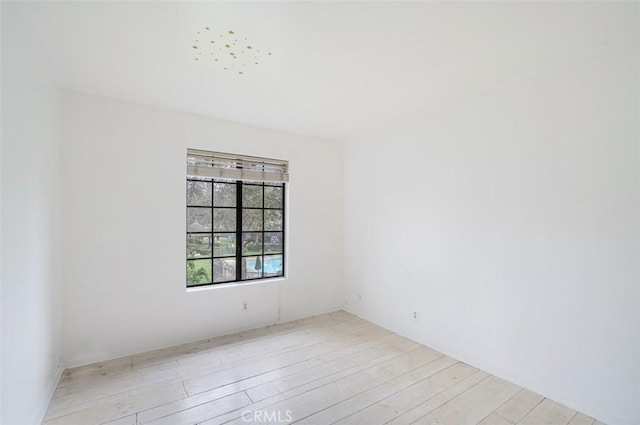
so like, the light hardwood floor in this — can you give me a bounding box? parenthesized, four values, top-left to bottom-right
(43, 311, 605, 425)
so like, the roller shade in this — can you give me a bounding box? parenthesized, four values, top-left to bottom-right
(187, 149, 289, 183)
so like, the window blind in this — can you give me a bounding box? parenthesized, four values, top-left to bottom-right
(186, 149, 289, 183)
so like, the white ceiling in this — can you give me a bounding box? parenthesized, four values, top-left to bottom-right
(7, 1, 639, 141)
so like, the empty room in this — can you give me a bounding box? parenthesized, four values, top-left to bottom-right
(1, 1, 638, 425)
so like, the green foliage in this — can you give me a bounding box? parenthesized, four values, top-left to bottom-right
(187, 181, 212, 206)
(187, 180, 286, 284)
(264, 186, 283, 208)
(213, 209, 236, 231)
(214, 183, 236, 207)
(187, 259, 211, 285)
(265, 210, 283, 231)
(214, 235, 236, 256)
(243, 184, 263, 207)
(187, 234, 212, 258)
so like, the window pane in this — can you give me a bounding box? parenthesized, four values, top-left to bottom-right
(264, 255, 283, 277)
(242, 232, 262, 255)
(264, 186, 283, 208)
(186, 175, 284, 286)
(242, 209, 263, 231)
(187, 208, 212, 232)
(187, 181, 212, 206)
(213, 258, 236, 282)
(213, 233, 236, 257)
(214, 183, 236, 207)
(264, 210, 283, 231)
(213, 208, 236, 232)
(243, 184, 263, 208)
(264, 232, 283, 254)
(187, 234, 211, 258)
(242, 256, 263, 280)
(187, 259, 211, 286)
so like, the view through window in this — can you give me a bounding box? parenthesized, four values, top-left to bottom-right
(186, 150, 287, 287)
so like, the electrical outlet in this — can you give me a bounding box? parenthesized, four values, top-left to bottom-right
(243, 301, 248, 311)
(412, 310, 420, 321)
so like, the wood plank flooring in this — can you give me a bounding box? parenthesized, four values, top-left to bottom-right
(43, 311, 603, 425)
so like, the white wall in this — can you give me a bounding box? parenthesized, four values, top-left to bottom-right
(60, 92, 343, 367)
(343, 44, 639, 425)
(1, 6, 63, 425)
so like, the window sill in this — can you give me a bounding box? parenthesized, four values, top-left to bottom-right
(186, 276, 287, 293)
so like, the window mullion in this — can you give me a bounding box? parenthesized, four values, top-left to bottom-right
(214, 180, 216, 284)
(236, 180, 243, 281)
(282, 183, 286, 277)
(261, 183, 265, 278)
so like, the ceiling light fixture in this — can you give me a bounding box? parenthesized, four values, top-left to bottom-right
(192, 27, 272, 75)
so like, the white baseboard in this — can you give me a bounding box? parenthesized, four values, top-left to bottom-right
(342, 306, 636, 425)
(33, 360, 64, 425)
(64, 306, 345, 369)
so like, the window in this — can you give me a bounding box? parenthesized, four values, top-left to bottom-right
(186, 149, 287, 287)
